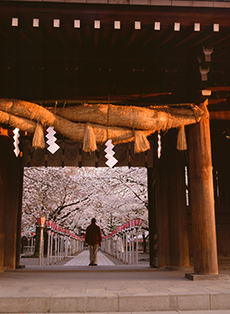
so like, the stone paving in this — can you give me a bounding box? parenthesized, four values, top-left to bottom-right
(1, 251, 230, 313)
(63, 250, 115, 266)
(3, 311, 230, 314)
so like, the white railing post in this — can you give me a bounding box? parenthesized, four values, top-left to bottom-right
(46, 230, 51, 266)
(136, 227, 139, 265)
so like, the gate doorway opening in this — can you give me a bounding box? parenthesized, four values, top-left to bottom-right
(20, 166, 149, 268)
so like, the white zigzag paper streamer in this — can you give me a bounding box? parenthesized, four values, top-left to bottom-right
(13, 128, 20, 157)
(105, 139, 118, 168)
(157, 132, 161, 159)
(46, 126, 60, 154)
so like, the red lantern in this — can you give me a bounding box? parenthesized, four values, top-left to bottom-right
(46, 220, 53, 229)
(52, 223, 55, 230)
(136, 219, 142, 227)
(37, 216, 46, 228)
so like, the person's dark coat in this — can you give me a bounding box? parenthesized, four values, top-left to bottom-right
(85, 223, 102, 245)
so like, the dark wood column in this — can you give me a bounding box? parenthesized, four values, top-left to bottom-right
(147, 136, 159, 267)
(0, 135, 7, 269)
(148, 130, 190, 268)
(167, 132, 190, 268)
(147, 167, 157, 267)
(188, 104, 218, 275)
(0, 134, 22, 270)
(151, 130, 190, 269)
(148, 134, 170, 268)
(16, 166, 24, 268)
(155, 156, 170, 268)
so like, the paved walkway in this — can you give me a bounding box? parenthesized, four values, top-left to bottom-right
(1, 252, 230, 313)
(63, 250, 115, 266)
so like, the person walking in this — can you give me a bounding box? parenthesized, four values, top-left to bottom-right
(85, 218, 102, 266)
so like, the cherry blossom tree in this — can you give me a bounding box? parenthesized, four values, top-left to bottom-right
(22, 166, 148, 237)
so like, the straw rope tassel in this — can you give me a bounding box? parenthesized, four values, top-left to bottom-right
(134, 130, 150, 153)
(83, 123, 97, 152)
(176, 125, 187, 151)
(32, 123, 46, 149)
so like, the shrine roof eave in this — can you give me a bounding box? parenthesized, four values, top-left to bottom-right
(3, 0, 230, 9)
(0, 1, 230, 108)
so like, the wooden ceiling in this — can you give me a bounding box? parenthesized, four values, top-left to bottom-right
(0, 1, 230, 108)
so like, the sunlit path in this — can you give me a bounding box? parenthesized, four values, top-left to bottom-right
(63, 250, 115, 266)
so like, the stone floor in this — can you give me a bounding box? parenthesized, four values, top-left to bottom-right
(1, 251, 230, 313)
(63, 251, 115, 266)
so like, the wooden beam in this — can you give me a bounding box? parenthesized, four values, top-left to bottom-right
(207, 99, 227, 106)
(207, 86, 230, 92)
(35, 92, 172, 105)
(210, 111, 230, 120)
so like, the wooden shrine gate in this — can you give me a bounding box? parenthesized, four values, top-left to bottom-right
(1, 0, 230, 278)
(2, 108, 229, 278)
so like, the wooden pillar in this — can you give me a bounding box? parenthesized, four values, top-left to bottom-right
(188, 104, 218, 275)
(148, 134, 170, 268)
(147, 135, 170, 268)
(167, 134, 190, 268)
(0, 134, 22, 270)
(147, 167, 154, 266)
(147, 167, 158, 267)
(0, 136, 6, 269)
(151, 130, 190, 269)
(16, 166, 24, 268)
(155, 156, 170, 268)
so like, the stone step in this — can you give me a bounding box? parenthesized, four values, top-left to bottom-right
(1, 294, 230, 313)
(1, 252, 230, 314)
(7, 311, 230, 314)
